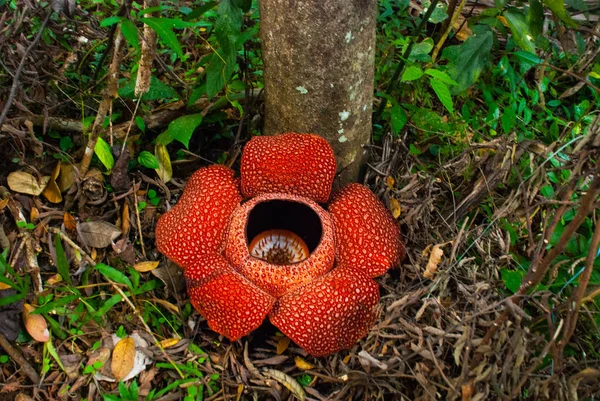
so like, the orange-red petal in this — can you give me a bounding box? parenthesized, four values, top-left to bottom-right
(224, 193, 335, 297)
(240, 133, 337, 203)
(155, 165, 241, 269)
(269, 266, 379, 356)
(328, 183, 405, 277)
(186, 254, 275, 341)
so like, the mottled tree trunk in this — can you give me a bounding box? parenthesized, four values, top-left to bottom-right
(259, 0, 377, 186)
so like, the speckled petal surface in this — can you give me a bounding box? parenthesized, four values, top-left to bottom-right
(155, 165, 241, 269)
(185, 254, 275, 341)
(225, 193, 335, 297)
(240, 133, 337, 203)
(328, 183, 405, 277)
(269, 266, 380, 356)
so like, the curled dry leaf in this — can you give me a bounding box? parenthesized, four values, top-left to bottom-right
(160, 338, 180, 349)
(7, 171, 50, 196)
(263, 369, 306, 401)
(23, 304, 50, 342)
(78, 221, 121, 248)
(424, 244, 444, 279)
(111, 337, 136, 381)
(57, 163, 74, 193)
(121, 203, 130, 236)
(133, 260, 159, 272)
(63, 212, 77, 232)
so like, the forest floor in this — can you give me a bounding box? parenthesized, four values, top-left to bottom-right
(1, 1, 600, 401)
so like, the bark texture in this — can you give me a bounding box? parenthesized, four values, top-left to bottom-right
(259, 0, 377, 186)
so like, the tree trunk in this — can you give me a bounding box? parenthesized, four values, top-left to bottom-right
(259, 0, 377, 186)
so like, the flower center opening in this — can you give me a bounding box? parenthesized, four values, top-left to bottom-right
(246, 200, 323, 265)
(249, 229, 309, 265)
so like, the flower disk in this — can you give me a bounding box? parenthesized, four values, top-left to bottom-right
(155, 165, 241, 269)
(269, 266, 380, 356)
(328, 183, 405, 277)
(240, 133, 337, 203)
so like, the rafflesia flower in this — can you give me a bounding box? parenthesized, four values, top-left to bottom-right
(155, 133, 405, 356)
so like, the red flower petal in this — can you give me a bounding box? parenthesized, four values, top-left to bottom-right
(328, 183, 405, 277)
(240, 133, 337, 203)
(155, 165, 241, 269)
(269, 266, 379, 356)
(186, 254, 275, 341)
(225, 193, 335, 297)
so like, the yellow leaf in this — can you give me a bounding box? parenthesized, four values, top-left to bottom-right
(30, 207, 39, 222)
(390, 198, 401, 219)
(64, 212, 77, 232)
(343, 355, 351, 364)
(111, 337, 136, 381)
(276, 336, 290, 355)
(0, 281, 12, 290)
(386, 176, 395, 188)
(43, 179, 63, 203)
(23, 304, 50, 342)
(0, 198, 9, 211)
(7, 171, 50, 196)
(160, 338, 180, 348)
(47, 274, 63, 285)
(263, 369, 306, 401)
(497, 15, 509, 27)
(294, 356, 314, 370)
(133, 261, 160, 272)
(154, 144, 172, 183)
(424, 244, 444, 279)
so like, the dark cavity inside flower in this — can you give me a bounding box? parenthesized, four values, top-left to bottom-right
(155, 133, 405, 356)
(246, 200, 322, 265)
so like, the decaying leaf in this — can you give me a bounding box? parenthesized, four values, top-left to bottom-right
(424, 244, 444, 279)
(154, 144, 172, 183)
(121, 203, 130, 236)
(7, 171, 50, 196)
(111, 337, 136, 381)
(78, 221, 121, 248)
(276, 336, 290, 355)
(160, 338, 180, 348)
(263, 369, 306, 401)
(23, 304, 50, 342)
(294, 356, 314, 370)
(57, 163, 75, 193)
(43, 180, 62, 203)
(64, 212, 76, 231)
(150, 298, 179, 313)
(390, 197, 401, 219)
(133, 260, 159, 272)
(386, 176, 395, 188)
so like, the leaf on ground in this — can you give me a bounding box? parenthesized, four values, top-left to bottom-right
(57, 163, 74, 192)
(294, 357, 314, 370)
(63, 212, 76, 232)
(7, 171, 50, 196)
(390, 198, 401, 219)
(78, 221, 121, 249)
(94, 137, 115, 171)
(276, 336, 290, 355)
(424, 244, 444, 279)
(23, 303, 50, 342)
(160, 338, 180, 348)
(111, 337, 136, 381)
(263, 369, 306, 401)
(133, 261, 159, 272)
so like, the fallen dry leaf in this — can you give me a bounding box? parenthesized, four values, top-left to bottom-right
(294, 356, 314, 370)
(78, 221, 121, 248)
(386, 176, 395, 188)
(111, 337, 136, 381)
(424, 244, 444, 279)
(276, 336, 290, 355)
(64, 212, 76, 231)
(121, 203, 130, 236)
(0, 281, 12, 290)
(160, 338, 180, 348)
(390, 197, 401, 219)
(23, 304, 50, 342)
(30, 207, 39, 222)
(263, 369, 306, 401)
(133, 261, 159, 272)
(7, 171, 50, 196)
(57, 163, 74, 193)
(43, 179, 62, 203)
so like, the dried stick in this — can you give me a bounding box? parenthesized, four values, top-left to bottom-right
(0, 332, 41, 384)
(79, 27, 125, 177)
(555, 213, 600, 361)
(0, 11, 51, 127)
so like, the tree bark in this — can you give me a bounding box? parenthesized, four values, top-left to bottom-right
(259, 0, 377, 186)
